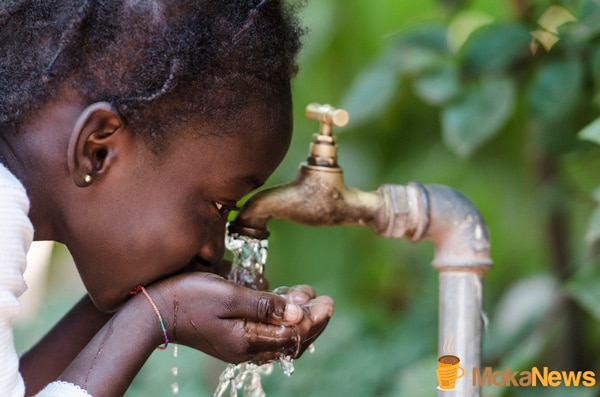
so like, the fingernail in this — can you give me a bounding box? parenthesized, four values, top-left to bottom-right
(285, 303, 301, 322)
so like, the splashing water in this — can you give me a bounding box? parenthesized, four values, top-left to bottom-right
(225, 232, 269, 290)
(213, 363, 273, 397)
(214, 231, 304, 397)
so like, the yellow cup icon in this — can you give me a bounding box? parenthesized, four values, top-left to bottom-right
(436, 355, 464, 390)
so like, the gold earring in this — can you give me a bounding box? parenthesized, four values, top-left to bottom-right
(83, 174, 93, 184)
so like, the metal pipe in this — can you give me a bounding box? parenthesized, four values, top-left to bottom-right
(422, 184, 492, 397)
(229, 104, 492, 396)
(360, 183, 491, 397)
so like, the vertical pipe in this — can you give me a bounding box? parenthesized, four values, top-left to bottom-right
(438, 270, 484, 397)
(415, 184, 491, 397)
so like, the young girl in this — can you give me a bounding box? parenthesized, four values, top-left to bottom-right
(0, 1, 334, 396)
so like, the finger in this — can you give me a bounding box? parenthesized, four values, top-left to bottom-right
(262, 297, 334, 359)
(291, 297, 335, 358)
(282, 285, 315, 304)
(242, 323, 300, 359)
(242, 297, 334, 362)
(271, 286, 290, 295)
(222, 287, 304, 325)
(302, 296, 335, 322)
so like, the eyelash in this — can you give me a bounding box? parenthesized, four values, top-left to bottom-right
(214, 202, 241, 215)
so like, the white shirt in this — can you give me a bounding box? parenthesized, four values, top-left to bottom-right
(0, 163, 91, 397)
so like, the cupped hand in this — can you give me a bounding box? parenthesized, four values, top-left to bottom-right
(147, 273, 334, 364)
(271, 285, 335, 359)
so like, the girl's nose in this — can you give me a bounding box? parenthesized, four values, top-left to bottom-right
(198, 220, 226, 266)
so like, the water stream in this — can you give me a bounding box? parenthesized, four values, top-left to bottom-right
(213, 231, 298, 397)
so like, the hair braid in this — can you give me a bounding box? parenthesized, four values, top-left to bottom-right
(118, 58, 182, 107)
(231, 0, 269, 45)
(42, 0, 93, 82)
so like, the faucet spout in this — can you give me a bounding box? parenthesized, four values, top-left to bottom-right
(228, 164, 384, 239)
(229, 103, 389, 239)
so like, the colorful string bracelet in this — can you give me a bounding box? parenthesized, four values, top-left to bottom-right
(131, 285, 169, 350)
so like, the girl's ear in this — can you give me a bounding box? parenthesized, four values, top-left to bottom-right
(67, 102, 124, 187)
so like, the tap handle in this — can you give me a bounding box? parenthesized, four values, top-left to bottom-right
(306, 103, 349, 133)
(305, 103, 348, 166)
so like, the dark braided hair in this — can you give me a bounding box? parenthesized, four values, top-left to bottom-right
(0, 0, 304, 151)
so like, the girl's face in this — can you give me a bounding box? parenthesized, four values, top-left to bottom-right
(70, 101, 292, 311)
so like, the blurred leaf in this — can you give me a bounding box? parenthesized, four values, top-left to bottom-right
(526, 58, 583, 122)
(441, 77, 515, 157)
(412, 61, 460, 105)
(339, 54, 401, 127)
(578, 116, 600, 144)
(569, 0, 600, 41)
(447, 10, 494, 52)
(484, 275, 560, 359)
(537, 5, 576, 34)
(388, 25, 450, 74)
(531, 29, 560, 52)
(391, 24, 449, 54)
(566, 264, 600, 320)
(460, 22, 530, 75)
(584, 204, 600, 244)
(593, 187, 600, 202)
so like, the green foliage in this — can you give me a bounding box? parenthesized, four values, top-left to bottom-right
(442, 76, 515, 156)
(339, 54, 401, 127)
(459, 22, 530, 75)
(527, 58, 583, 123)
(566, 264, 600, 320)
(579, 117, 600, 144)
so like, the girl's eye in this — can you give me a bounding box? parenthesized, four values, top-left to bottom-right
(214, 202, 241, 215)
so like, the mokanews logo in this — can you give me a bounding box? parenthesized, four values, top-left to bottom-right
(436, 333, 596, 391)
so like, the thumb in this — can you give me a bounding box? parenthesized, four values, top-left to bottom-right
(225, 288, 304, 325)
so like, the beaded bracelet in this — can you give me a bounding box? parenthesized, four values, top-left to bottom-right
(131, 285, 169, 350)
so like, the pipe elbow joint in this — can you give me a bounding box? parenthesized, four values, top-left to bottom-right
(422, 184, 492, 271)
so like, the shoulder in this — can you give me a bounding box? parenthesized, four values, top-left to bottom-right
(0, 163, 27, 193)
(0, 162, 33, 252)
(0, 162, 30, 214)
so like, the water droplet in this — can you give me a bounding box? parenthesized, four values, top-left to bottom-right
(279, 356, 295, 376)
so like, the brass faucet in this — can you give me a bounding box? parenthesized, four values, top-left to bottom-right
(228, 103, 424, 241)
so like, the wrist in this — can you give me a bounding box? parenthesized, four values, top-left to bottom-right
(144, 277, 188, 346)
(130, 285, 171, 349)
